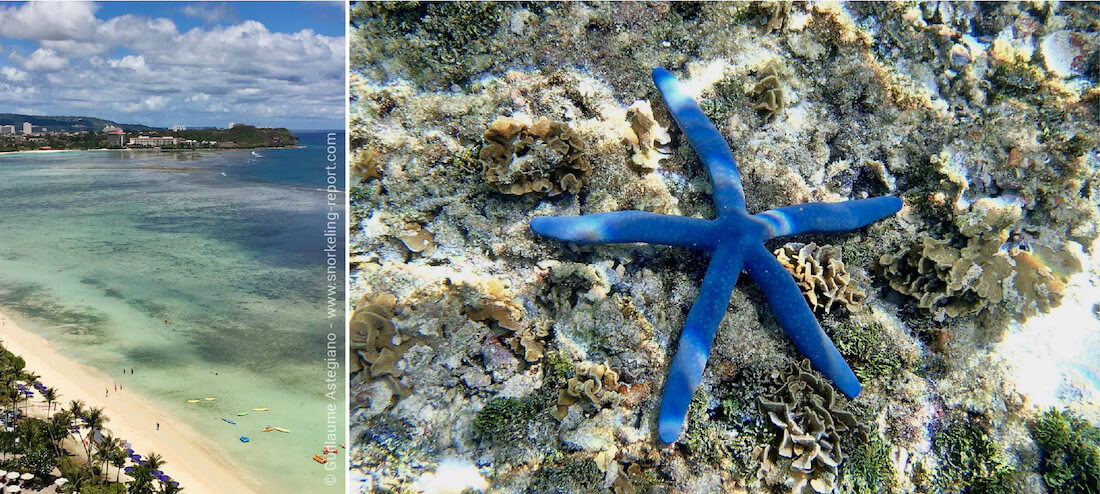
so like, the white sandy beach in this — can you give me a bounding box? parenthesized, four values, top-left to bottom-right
(0, 311, 261, 494)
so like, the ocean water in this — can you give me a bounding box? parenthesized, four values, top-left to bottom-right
(0, 131, 345, 493)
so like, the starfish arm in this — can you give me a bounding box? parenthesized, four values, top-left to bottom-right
(743, 244, 861, 398)
(754, 196, 903, 239)
(657, 245, 743, 443)
(652, 67, 746, 215)
(530, 211, 716, 250)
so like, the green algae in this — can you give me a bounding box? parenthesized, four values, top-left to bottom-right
(474, 397, 537, 443)
(1030, 408, 1100, 494)
(838, 426, 898, 494)
(933, 420, 1017, 494)
(526, 454, 604, 494)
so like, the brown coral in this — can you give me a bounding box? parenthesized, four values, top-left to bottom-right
(754, 359, 866, 494)
(479, 116, 590, 196)
(395, 223, 436, 255)
(622, 101, 670, 170)
(752, 63, 786, 124)
(349, 294, 413, 405)
(459, 277, 547, 363)
(552, 361, 623, 420)
(775, 242, 866, 314)
(878, 229, 1080, 321)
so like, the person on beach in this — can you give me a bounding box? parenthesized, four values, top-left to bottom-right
(156, 422, 160, 431)
(105, 388, 109, 398)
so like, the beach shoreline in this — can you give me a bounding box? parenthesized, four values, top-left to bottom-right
(0, 310, 262, 494)
(0, 145, 301, 156)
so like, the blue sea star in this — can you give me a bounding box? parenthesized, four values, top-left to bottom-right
(530, 67, 903, 443)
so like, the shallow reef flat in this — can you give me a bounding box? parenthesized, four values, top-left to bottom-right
(348, 2, 1100, 493)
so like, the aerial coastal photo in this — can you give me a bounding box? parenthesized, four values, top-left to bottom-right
(349, 2, 1098, 493)
(0, 2, 345, 493)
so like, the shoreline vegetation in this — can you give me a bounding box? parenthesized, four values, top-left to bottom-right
(0, 125, 298, 153)
(0, 311, 260, 494)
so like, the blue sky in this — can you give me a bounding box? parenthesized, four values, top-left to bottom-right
(0, 2, 344, 129)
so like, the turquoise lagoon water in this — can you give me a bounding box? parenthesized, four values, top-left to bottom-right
(0, 131, 345, 493)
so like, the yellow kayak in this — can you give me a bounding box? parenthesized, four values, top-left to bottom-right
(203, 397, 217, 401)
(273, 427, 290, 433)
(252, 408, 269, 412)
(186, 400, 200, 404)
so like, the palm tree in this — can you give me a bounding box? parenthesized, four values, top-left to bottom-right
(97, 435, 125, 483)
(46, 410, 73, 458)
(82, 406, 108, 465)
(111, 443, 127, 487)
(67, 400, 88, 460)
(43, 387, 58, 418)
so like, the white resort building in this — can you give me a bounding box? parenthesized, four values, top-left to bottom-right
(129, 135, 197, 147)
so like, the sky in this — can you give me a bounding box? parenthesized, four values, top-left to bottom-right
(0, 1, 344, 130)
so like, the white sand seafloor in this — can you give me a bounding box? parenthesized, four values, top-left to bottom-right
(349, 2, 1100, 493)
(0, 311, 260, 493)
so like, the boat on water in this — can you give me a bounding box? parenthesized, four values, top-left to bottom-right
(252, 408, 269, 411)
(221, 417, 236, 425)
(240, 436, 250, 443)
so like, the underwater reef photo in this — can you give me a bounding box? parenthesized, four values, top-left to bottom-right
(348, 2, 1100, 493)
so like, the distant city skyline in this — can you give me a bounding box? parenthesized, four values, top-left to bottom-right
(0, 1, 344, 130)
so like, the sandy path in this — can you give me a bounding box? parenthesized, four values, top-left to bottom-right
(0, 312, 261, 494)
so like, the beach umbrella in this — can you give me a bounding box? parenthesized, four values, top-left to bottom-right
(17, 474, 30, 482)
(4, 485, 18, 493)
(4, 473, 17, 481)
(54, 478, 68, 486)
(129, 454, 142, 461)
(123, 467, 133, 473)
(0, 470, 6, 478)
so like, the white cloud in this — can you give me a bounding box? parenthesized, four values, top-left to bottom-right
(119, 95, 168, 113)
(11, 48, 68, 72)
(108, 55, 147, 71)
(1, 66, 28, 82)
(0, 6, 344, 127)
(182, 3, 237, 25)
(0, 2, 99, 41)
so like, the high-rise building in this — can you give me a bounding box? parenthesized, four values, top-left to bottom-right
(0, 125, 14, 134)
(171, 125, 187, 132)
(22, 122, 32, 134)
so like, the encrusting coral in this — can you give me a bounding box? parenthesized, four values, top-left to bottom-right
(751, 63, 786, 124)
(879, 200, 1081, 321)
(622, 100, 671, 171)
(551, 361, 622, 421)
(479, 116, 590, 196)
(754, 359, 867, 494)
(349, 294, 413, 407)
(775, 242, 866, 314)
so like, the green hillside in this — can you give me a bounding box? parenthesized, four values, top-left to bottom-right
(176, 125, 298, 147)
(0, 114, 158, 132)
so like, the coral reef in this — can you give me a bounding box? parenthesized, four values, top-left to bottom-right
(775, 242, 866, 314)
(551, 361, 622, 421)
(879, 214, 1081, 322)
(622, 100, 671, 170)
(751, 62, 786, 124)
(754, 359, 867, 494)
(350, 1, 1100, 492)
(480, 116, 590, 196)
(349, 295, 412, 409)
